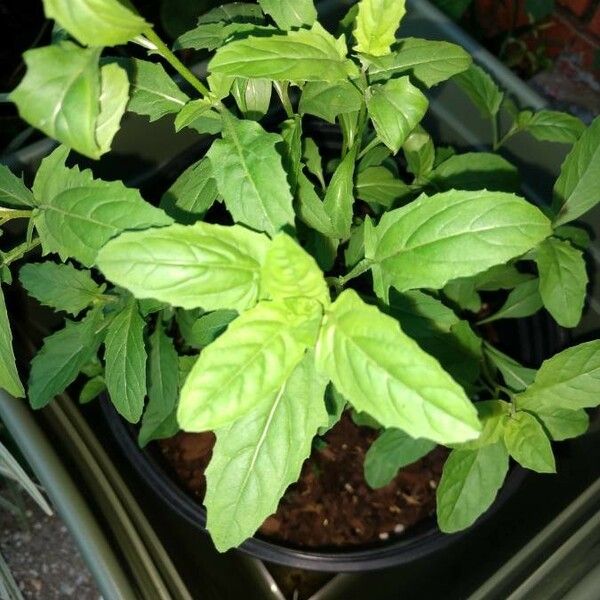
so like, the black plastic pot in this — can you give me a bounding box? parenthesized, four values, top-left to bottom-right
(100, 313, 565, 573)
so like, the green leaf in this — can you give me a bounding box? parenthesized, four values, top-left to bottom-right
(104, 299, 147, 423)
(403, 126, 435, 179)
(356, 166, 410, 207)
(33, 174, 172, 267)
(257, 0, 317, 30)
(160, 157, 218, 223)
(138, 323, 180, 447)
(520, 110, 585, 144)
(197, 3, 264, 24)
(261, 233, 329, 304)
(234, 78, 272, 120)
(364, 429, 435, 488)
(367, 38, 471, 87)
(535, 237, 587, 328)
(459, 400, 510, 451)
(315, 289, 481, 444)
(119, 58, 189, 122)
(43, 0, 149, 46)
(354, 0, 406, 57)
(279, 116, 303, 193)
(365, 190, 551, 298)
(28, 309, 105, 409)
(527, 407, 589, 442)
(296, 172, 336, 237)
(0, 165, 35, 208)
(320, 384, 347, 434)
(443, 278, 481, 313)
(0, 286, 24, 398)
(345, 222, 366, 268)
(366, 77, 429, 154)
(429, 152, 519, 192)
(97, 222, 270, 311)
(205, 352, 327, 551)
(455, 64, 503, 118)
(178, 298, 322, 431)
(79, 375, 106, 404)
(31, 145, 83, 206)
(303, 138, 325, 188)
(552, 116, 600, 226)
(484, 344, 536, 392)
(322, 145, 358, 240)
(19, 262, 103, 316)
(174, 23, 271, 52)
(11, 43, 109, 159)
(180, 310, 238, 349)
(554, 225, 591, 250)
(95, 62, 129, 153)
(207, 112, 294, 236)
(174, 99, 213, 131)
(504, 411, 555, 473)
(209, 23, 358, 82)
(473, 264, 535, 291)
(479, 279, 543, 324)
(437, 443, 509, 532)
(515, 341, 600, 411)
(299, 80, 363, 124)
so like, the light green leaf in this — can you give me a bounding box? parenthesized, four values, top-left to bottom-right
(315, 289, 481, 444)
(174, 99, 213, 131)
(520, 110, 585, 144)
(11, 43, 106, 159)
(296, 172, 336, 237)
(527, 407, 589, 442)
(205, 352, 327, 552)
(33, 174, 172, 267)
(19, 262, 103, 316)
(138, 323, 180, 447)
(0, 286, 24, 398)
(552, 116, 600, 226)
(238, 78, 272, 119)
(473, 264, 535, 291)
(479, 279, 543, 324)
(504, 411, 555, 473)
(299, 80, 363, 124)
(429, 152, 519, 192)
(179, 310, 238, 349)
(28, 309, 105, 409)
(207, 112, 294, 236)
(437, 443, 509, 532)
(364, 429, 435, 488)
(354, 0, 406, 57)
(178, 298, 322, 431)
(43, 0, 149, 46)
(257, 0, 317, 29)
(261, 233, 329, 304)
(367, 38, 471, 87)
(322, 145, 357, 240)
(535, 237, 587, 328)
(484, 344, 536, 392)
(0, 165, 35, 208)
(97, 222, 270, 311)
(515, 341, 600, 411)
(403, 126, 435, 179)
(303, 138, 325, 188)
(95, 62, 129, 153)
(104, 299, 147, 423)
(356, 166, 409, 207)
(160, 157, 218, 223)
(458, 400, 510, 451)
(119, 58, 189, 122)
(364, 190, 551, 298)
(210, 23, 358, 82)
(455, 64, 503, 118)
(79, 375, 106, 404)
(366, 77, 429, 153)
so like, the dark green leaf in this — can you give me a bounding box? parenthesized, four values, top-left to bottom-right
(0, 165, 35, 208)
(303, 138, 325, 188)
(180, 310, 238, 349)
(355, 167, 410, 207)
(454, 64, 503, 118)
(479, 279, 543, 323)
(79, 376, 105, 404)
(0, 285, 24, 398)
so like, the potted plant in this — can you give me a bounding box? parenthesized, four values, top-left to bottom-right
(2, 0, 599, 570)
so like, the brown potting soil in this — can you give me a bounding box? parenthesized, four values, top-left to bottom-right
(158, 413, 446, 549)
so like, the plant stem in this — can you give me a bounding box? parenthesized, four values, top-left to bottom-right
(144, 29, 211, 98)
(338, 258, 373, 287)
(1, 238, 41, 267)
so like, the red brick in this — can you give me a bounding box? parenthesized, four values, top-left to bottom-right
(588, 6, 600, 37)
(558, 0, 592, 17)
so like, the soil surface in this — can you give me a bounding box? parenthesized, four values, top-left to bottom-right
(0, 486, 99, 599)
(159, 413, 446, 548)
